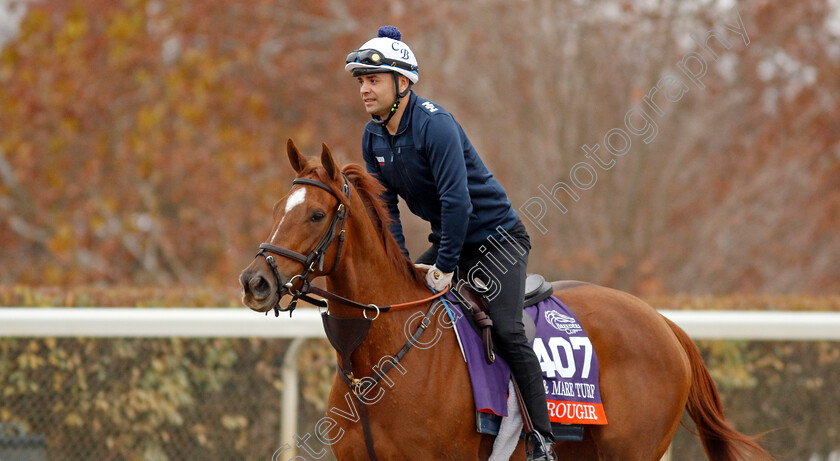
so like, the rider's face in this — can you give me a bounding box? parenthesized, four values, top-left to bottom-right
(357, 73, 395, 117)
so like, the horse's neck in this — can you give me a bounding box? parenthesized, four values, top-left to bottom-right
(324, 205, 429, 316)
(323, 208, 438, 369)
(324, 245, 428, 315)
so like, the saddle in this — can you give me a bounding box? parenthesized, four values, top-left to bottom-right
(453, 273, 554, 364)
(524, 273, 555, 307)
(452, 274, 574, 440)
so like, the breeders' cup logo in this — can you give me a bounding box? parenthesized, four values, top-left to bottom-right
(545, 310, 583, 335)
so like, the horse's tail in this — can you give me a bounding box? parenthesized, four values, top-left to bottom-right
(663, 316, 775, 461)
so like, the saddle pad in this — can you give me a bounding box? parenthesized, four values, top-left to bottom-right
(477, 411, 585, 441)
(525, 296, 607, 425)
(444, 292, 512, 416)
(445, 293, 607, 426)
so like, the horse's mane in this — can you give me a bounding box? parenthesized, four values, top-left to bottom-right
(299, 162, 425, 285)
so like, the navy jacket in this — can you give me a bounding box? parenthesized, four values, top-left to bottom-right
(362, 92, 520, 273)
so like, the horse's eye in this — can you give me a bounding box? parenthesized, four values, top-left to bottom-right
(310, 211, 326, 222)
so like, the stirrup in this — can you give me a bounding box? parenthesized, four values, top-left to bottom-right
(526, 431, 557, 461)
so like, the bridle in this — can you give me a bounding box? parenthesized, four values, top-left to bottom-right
(255, 174, 351, 316)
(255, 173, 447, 317)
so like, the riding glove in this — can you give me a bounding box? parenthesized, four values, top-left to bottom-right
(423, 264, 453, 292)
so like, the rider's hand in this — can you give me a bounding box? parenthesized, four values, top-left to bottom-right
(424, 265, 453, 292)
(414, 263, 434, 272)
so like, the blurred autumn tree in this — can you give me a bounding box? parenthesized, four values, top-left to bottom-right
(1, 0, 838, 294)
(411, 0, 840, 295)
(0, 0, 369, 286)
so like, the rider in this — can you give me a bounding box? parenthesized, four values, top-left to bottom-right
(346, 26, 557, 461)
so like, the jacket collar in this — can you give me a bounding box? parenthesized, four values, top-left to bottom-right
(394, 92, 415, 136)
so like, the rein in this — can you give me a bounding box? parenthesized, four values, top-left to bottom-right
(308, 285, 448, 319)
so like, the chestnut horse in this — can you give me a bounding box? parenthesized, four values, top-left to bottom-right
(240, 140, 773, 461)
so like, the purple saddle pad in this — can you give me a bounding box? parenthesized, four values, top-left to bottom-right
(444, 293, 606, 425)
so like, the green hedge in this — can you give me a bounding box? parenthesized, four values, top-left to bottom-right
(1, 286, 336, 460)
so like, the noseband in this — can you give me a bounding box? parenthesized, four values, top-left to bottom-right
(256, 174, 351, 316)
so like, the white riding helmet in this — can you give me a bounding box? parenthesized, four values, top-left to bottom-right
(345, 26, 419, 84)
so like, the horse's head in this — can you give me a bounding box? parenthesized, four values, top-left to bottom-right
(239, 139, 350, 312)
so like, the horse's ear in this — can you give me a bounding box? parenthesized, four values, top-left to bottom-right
(287, 139, 307, 174)
(321, 143, 339, 181)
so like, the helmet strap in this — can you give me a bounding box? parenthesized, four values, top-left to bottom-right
(372, 73, 412, 128)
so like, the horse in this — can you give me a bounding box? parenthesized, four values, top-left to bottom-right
(239, 140, 774, 461)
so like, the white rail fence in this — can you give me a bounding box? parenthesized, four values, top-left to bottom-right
(3, 308, 840, 340)
(2, 308, 840, 458)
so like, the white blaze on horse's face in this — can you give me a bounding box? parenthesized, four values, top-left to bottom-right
(285, 187, 307, 213)
(271, 187, 306, 241)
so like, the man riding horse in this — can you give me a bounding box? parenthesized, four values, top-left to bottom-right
(345, 25, 557, 461)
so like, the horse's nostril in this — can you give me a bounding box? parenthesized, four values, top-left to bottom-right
(249, 275, 271, 299)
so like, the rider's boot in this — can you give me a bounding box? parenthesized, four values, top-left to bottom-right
(526, 431, 557, 461)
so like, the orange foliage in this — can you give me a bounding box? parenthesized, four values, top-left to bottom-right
(1, 0, 838, 295)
